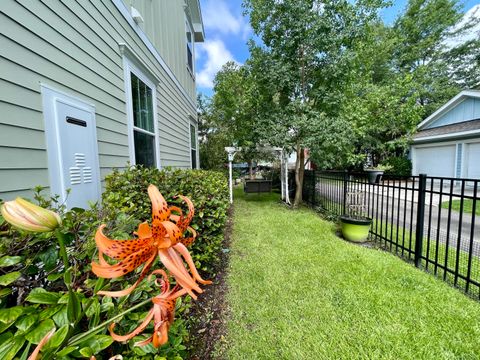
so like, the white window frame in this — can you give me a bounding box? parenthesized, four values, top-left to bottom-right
(189, 120, 198, 169)
(123, 57, 161, 169)
(185, 16, 195, 78)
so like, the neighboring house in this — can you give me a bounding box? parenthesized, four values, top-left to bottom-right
(287, 149, 313, 170)
(411, 90, 480, 179)
(0, 0, 204, 208)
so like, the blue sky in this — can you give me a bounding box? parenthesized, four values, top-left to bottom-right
(195, 0, 480, 96)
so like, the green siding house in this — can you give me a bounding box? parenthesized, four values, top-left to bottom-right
(0, 0, 204, 208)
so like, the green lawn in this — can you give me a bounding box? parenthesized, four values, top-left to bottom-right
(371, 220, 480, 296)
(441, 199, 480, 215)
(221, 189, 480, 359)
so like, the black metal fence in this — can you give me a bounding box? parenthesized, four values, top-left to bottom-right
(303, 170, 480, 298)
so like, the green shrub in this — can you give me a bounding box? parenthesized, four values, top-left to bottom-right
(102, 166, 230, 276)
(0, 168, 229, 359)
(382, 156, 412, 177)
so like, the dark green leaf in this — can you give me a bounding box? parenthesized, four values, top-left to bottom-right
(56, 345, 77, 356)
(25, 288, 61, 304)
(25, 319, 55, 344)
(45, 324, 69, 349)
(0, 272, 21, 286)
(52, 306, 68, 327)
(80, 335, 114, 354)
(67, 290, 81, 323)
(0, 335, 26, 360)
(15, 315, 38, 332)
(0, 256, 23, 267)
(38, 246, 58, 272)
(0, 306, 24, 324)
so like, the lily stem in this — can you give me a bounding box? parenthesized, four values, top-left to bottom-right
(66, 298, 152, 347)
(55, 229, 70, 277)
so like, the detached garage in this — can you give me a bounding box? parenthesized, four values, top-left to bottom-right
(411, 90, 480, 179)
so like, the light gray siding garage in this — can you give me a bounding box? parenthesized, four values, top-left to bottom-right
(0, 0, 203, 204)
(412, 144, 456, 177)
(412, 90, 480, 179)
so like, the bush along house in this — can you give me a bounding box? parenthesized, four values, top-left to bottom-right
(0, 0, 204, 208)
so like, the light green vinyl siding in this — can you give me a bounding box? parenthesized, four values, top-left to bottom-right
(122, 0, 196, 100)
(0, 0, 198, 200)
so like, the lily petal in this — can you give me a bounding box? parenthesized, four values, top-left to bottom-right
(92, 246, 156, 279)
(109, 309, 155, 342)
(148, 185, 170, 221)
(97, 251, 156, 297)
(173, 243, 212, 285)
(95, 225, 152, 260)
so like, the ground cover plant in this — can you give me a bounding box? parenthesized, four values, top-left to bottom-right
(221, 189, 480, 359)
(0, 167, 229, 359)
(441, 199, 480, 216)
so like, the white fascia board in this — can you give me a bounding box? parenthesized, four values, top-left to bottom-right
(412, 129, 480, 143)
(187, 0, 205, 41)
(112, 0, 196, 109)
(417, 90, 480, 130)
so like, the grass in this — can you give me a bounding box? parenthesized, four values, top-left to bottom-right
(441, 199, 480, 216)
(371, 220, 480, 298)
(221, 188, 480, 359)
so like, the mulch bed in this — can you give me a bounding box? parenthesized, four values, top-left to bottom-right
(188, 205, 234, 360)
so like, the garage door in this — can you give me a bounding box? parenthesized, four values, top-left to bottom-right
(465, 142, 480, 179)
(414, 145, 456, 177)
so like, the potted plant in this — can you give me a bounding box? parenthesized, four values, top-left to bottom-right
(364, 164, 392, 184)
(340, 191, 372, 242)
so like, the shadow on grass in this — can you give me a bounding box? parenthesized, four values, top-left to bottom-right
(233, 186, 280, 203)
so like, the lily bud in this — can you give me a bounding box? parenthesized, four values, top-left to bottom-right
(1, 197, 62, 232)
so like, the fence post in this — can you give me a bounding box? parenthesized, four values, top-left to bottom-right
(414, 174, 427, 267)
(343, 170, 348, 215)
(312, 170, 316, 205)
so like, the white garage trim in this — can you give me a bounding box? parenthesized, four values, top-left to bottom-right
(464, 141, 480, 179)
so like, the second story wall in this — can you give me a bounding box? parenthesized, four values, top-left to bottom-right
(122, 0, 200, 101)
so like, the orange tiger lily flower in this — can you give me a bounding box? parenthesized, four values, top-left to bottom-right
(109, 270, 186, 348)
(91, 185, 211, 299)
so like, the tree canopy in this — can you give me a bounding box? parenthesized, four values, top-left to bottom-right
(199, 0, 480, 205)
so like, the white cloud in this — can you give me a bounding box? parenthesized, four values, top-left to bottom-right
(202, 0, 252, 39)
(196, 39, 238, 89)
(444, 4, 480, 49)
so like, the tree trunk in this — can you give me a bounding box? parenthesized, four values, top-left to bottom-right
(248, 160, 254, 180)
(293, 146, 305, 208)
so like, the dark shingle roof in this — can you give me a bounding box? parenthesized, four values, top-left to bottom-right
(414, 119, 480, 139)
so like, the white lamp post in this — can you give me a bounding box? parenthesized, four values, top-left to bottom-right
(225, 147, 239, 204)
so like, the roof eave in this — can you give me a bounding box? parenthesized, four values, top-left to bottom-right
(417, 90, 480, 130)
(187, 0, 205, 42)
(412, 129, 480, 144)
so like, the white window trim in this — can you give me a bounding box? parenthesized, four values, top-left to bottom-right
(185, 16, 195, 78)
(112, 0, 196, 108)
(189, 120, 198, 169)
(123, 57, 161, 169)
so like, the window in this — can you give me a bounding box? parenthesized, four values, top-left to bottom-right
(130, 72, 156, 167)
(190, 123, 197, 169)
(186, 20, 194, 74)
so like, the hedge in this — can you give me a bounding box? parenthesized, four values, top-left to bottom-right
(102, 167, 230, 275)
(0, 166, 229, 359)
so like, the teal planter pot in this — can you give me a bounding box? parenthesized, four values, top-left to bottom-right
(340, 215, 372, 242)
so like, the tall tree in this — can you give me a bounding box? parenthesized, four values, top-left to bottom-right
(244, 0, 384, 206)
(393, 0, 479, 116)
(197, 94, 230, 171)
